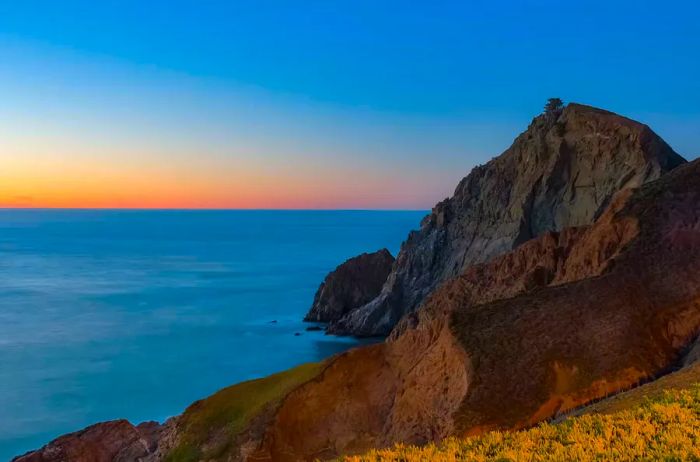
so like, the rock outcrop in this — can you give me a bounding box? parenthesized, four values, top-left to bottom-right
(304, 249, 394, 323)
(12, 420, 166, 462)
(328, 103, 686, 336)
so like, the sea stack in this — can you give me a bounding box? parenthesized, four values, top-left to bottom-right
(304, 249, 394, 324)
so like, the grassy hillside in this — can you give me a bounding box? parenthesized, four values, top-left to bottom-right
(343, 365, 700, 462)
(165, 361, 324, 462)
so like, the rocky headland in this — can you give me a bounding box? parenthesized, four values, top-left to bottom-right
(15, 103, 700, 462)
(326, 103, 685, 336)
(304, 249, 394, 323)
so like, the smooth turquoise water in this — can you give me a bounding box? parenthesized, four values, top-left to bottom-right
(0, 209, 424, 460)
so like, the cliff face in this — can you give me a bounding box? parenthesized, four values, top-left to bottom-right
(304, 249, 394, 323)
(449, 160, 700, 433)
(328, 104, 685, 336)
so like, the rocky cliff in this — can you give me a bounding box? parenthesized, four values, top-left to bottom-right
(244, 157, 700, 461)
(304, 249, 394, 323)
(328, 103, 685, 336)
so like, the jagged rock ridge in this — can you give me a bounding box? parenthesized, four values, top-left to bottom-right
(304, 249, 394, 323)
(329, 103, 686, 336)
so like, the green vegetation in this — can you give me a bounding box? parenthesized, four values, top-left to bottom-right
(544, 97, 564, 116)
(344, 368, 700, 462)
(165, 361, 324, 462)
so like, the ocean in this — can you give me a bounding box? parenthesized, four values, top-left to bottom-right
(0, 209, 424, 460)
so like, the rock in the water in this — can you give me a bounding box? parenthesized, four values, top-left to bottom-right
(329, 103, 686, 336)
(304, 249, 394, 323)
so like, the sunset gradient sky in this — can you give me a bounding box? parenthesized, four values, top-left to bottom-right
(1, 1, 698, 209)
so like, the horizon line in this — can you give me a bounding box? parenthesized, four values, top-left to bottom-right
(0, 206, 430, 212)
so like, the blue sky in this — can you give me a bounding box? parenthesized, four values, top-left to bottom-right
(0, 1, 698, 208)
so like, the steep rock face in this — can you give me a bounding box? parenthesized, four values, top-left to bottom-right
(245, 159, 700, 461)
(450, 160, 700, 433)
(304, 249, 394, 323)
(390, 186, 640, 338)
(329, 104, 685, 336)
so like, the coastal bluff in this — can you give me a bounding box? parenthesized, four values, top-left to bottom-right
(327, 103, 685, 336)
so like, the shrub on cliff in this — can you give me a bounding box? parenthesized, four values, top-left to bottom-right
(544, 97, 564, 118)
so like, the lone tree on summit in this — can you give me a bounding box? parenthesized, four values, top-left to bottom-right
(544, 98, 564, 119)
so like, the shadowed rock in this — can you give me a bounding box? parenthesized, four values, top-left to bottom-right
(304, 249, 394, 323)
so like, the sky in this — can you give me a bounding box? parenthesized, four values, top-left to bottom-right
(0, 1, 698, 209)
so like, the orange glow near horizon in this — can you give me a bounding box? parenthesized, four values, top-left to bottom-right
(0, 150, 441, 210)
(0, 181, 433, 210)
(0, 101, 461, 212)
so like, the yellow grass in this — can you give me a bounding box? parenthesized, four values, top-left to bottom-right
(342, 384, 700, 462)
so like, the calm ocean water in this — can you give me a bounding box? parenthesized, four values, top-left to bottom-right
(0, 209, 424, 460)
